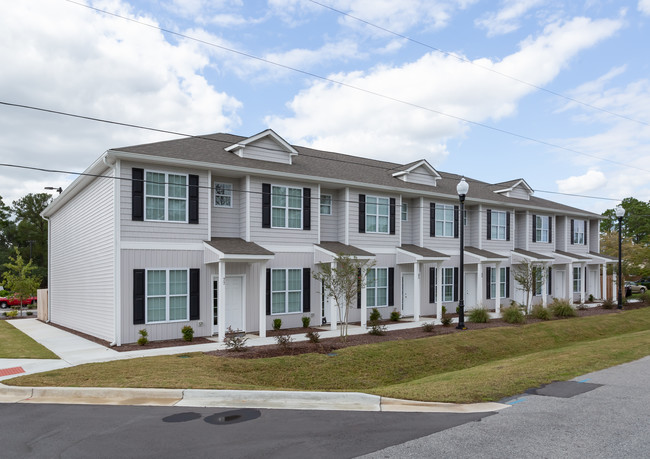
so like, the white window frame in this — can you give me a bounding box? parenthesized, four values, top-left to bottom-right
(145, 269, 189, 324)
(490, 267, 507, 298)
(491, 211, 507, 240)
(366, 196, 390, 234)
(320, 194, 332, 215)
(435, 203, 455, 238)
(271, 185, 302, 229)
(536, 215, 549, 243)
(573, 267, 582, 293)
(367, 267, 389, 307)
(214, 182, 233, 208)
(442, 267, 454, 302)
(401, 203, 408, 221)
(144, 170, 188, 223)
(574, 220, 585, 245)
(271, 268, 303, 315)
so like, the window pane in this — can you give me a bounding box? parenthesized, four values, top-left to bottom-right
(272, 270, 286, 291)
(146, 197, 165, 220)
(147, 297, 166, 322)
(377, 268, 388, 287)
(169, 270, 187, 295)
(146, 172, 165, 197)
(168, 199, 186, 221)
(288, 188, 302, 208)
(377, 216, 389, 233)
(272, 292, 285, 314)
(366, 215, 376, 232)
(148, 270, 166, 295)
(168, 175, 186, 198)
(377, 198, 389, 216)
(377, 287, 387, 306)
(367, 269, 376, 288)
(366, 288, 375, 307)
(169, 295, 187, 320)
(435, 221, 443, 236)
(288, 269, 301, 290)
(288, 209, 302, 228)
(444, 221, 453, 236)
(271, 186, 286, 207)
(444, 207, 453, 221)
(272, 208, 285, 227)
(287, 292, 301, 312)
(444, 286, 452, 302)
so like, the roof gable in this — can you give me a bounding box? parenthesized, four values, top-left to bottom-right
(493, 179, 533, 200)
(392, 159, 441, 186)
(225, 129, 298, 165)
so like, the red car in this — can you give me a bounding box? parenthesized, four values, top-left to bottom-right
(0, 296, 37, 308)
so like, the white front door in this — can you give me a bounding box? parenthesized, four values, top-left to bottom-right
(589, 269, 598, 299)
(402, 273, 414, 316)
(556, 270, 566, 299)
(225, 276, 244, 332)
(465, 272, 477, 309)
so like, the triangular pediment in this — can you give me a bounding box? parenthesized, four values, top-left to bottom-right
(392, 159, 441, 186)
(493, 179, 533, 200)
(225, 129, 298, 164)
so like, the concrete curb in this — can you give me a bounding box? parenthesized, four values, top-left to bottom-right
(0, 384, 510, 413)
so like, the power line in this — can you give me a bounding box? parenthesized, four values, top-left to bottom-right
(308, 0, 649, 128)
(57, 1, 650, 174)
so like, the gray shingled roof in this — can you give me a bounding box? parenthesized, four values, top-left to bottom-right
(112, 132, 599, 217)
(589, 251, 617, 261)
(316, 241, 374, 257)
(554, 250, 591, 260)
(399, 244, 449, 258)
(464, 246, 508, 260)
(205, 238, 274, 256)
(512, 248, 555, 260)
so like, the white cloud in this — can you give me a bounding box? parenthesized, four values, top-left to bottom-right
(556, 170, 606, 194)
(639, 0, 650, 15)
(0, 0, 242, 205)
(265, 16, 622, 165)
(475, 0, 544, 37)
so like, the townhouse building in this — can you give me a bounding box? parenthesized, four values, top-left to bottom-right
(42, 129, 615, 344)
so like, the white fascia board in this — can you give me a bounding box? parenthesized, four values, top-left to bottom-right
(227, 129, 299, 156)
(395, 248, 447, 263)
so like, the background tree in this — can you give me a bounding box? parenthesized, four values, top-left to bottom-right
(2, 249, 41, 316)
(313, 254, 375, 340)
(0, 195, 15, 288)
(11, 193, 51, 285)
(513, 260, 547, 312)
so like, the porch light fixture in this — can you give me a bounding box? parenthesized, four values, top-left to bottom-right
(615, 205, 625, 309)
(456, 178, 469, 330)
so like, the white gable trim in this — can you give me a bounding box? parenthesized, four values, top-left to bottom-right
(225, 129, 299, 157)
(494, 179, 534, 196)
(392, 159, 441, 184)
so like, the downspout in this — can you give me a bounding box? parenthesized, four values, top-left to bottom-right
(104, 154, 121, 346)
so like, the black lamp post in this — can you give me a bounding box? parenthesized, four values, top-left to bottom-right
(616, 205, 625, 309)
(456, 178, 469, 330)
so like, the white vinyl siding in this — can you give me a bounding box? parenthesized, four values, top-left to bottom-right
(272, 185, 302, 229)
(214, 183, 232, 207)
(366, 196, 389, 234)
(491, 211, 507, 240)
(435, 204, 454, 237)
(145, 171, 187, 222)
(367, 268, 388, 307)
(271, 268, 302, 314)
(146, 269, 189, 323)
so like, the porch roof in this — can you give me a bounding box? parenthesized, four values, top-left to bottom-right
(512, 248, 554, 262)
(553, 250, 591, 262)
(589, 251, 617, 262)
(204, 238, 274, 263)
(464, 246, 509, 262)
(315, 241, 375, 259)
(397, 245, 448, 263)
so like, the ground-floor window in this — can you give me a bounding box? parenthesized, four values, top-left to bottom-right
(533, 267, 544, 296)
(367, 267, 389, 307)
(146, 269, 188, 323)
(442, 267, 454, 302)
(490, 267, 507, 298)
(271, 268, 302, 314)
(573, 267, 582, 293)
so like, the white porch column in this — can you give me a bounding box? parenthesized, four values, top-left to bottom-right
(612, 271, 617, 302)
(361, 283, 368, 328)
(601, 264, 606, 300)
(258, 262, 267, 338)
(436, 262, 443, 320)
(217, 261, 226, 342)
(542, 264, 548, 307)
(494, 262, 501, 314)
(580, 264, 586, 304)
(413, 262, 421, 322)
(330, 262, 337, 331)
(475, 263, 482, 310)
(567, 262, 574, 301)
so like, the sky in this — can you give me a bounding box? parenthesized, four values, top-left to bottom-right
(1, 0, 650, 215)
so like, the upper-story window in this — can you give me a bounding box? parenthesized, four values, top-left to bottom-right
(366, 196, 390, 233)
(435, 204, 455, 237)
(536, 215, 549, 242)
(272, 186, 302, 229)
(145, 171, 187, 222)
(490, 211, 507, 240)
(573, 220, 585, 245)
(214, 183, 232, 207)
(402, 203, 408, 221)
(320, 194, 332, 215)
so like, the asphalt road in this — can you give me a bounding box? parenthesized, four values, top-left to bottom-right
(0, 404, 492, 458)
(361, 356, 650, 458)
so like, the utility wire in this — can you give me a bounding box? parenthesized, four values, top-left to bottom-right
(58, 1, 650, 174)
(308, 0, 649, 128)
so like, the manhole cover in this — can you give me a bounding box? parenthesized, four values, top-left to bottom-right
(162, 412, 202, 423)
(204, 409, 261, 425)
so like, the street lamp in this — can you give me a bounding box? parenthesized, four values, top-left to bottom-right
(615, 205, 625, 309)
(456, 177, 469, 330)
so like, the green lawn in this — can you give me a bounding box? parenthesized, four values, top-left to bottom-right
(0, 321, 59, 359)
(5, 308, 650, 403)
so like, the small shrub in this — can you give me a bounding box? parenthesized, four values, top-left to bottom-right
(551, 299, 577, 318)
(26, 311, 33, 316)
(368, 307, 386, 335)
(224, 326, 248, 352)
(601, 298, 615, 309)
(369, 308, 381, 322)
(441, 306, 452, 327)
(468, 307, 489, 323)
(272, 318, 282, 331)
(275, 332, 292, 348)
(301, 316, 310, 328)
(28, 304, 37, 310)
(588, 294, 595, 303)
(137, 328, 149, 346)
(502, 305, 526, 324)
(531, 304, 551, 320)
(6, 310, 18, 318)
(181, 325, 194, 341)
(421, 322, 435, 332)
(390, 309, 401, 321)
(306, 331, 320, 343)
(639, 292, 650, 305)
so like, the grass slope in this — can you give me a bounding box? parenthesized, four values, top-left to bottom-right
(5, 309, 650, 403)
(0, 321, 59, 359)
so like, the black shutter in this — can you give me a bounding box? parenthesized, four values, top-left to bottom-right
(359, 194, 366, 233)
(548, 267, 552, 295)
(532, 214, 537, 242)
(189, 268, 200, 320)
(188, 174, 199, 224)
(133, 269, 145, 324)
(454, 205, 459, 238)
(453, 267, 459, 302)
(266, 268, 271, 315)
(506, 267, 510, 298)
(357, 268, 362, 308)
(132, 168, 144, 221)
(549, 217, 553, 244)
(486, 209, 492, 240)
(303, 188, 311, 230)
(302, 268, 311, 312)
(506, 211, 511, 241)
(429, 267, 436, 303)
(486, 267, 491, 300)
(262, 184, 271, 228)
(388, 268, 395, 306)
(430, 203, 436, 237)
(389, 198, 396, 235)
(570, 219, 574, 244)
(584, 222, 588, 245)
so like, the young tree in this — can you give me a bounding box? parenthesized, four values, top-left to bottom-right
(513, 260, 547, 313)
(313, 254, 375, 341)
(2, 248, 41, 316)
